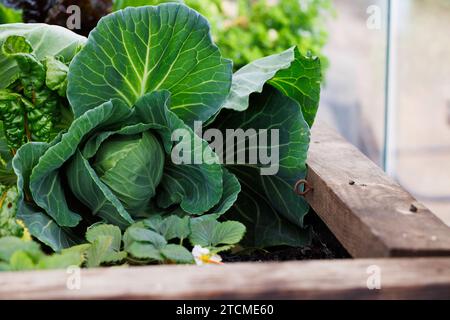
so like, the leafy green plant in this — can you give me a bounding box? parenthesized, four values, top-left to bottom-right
(0, 184, 24, 238)
(0, 25, 85, 241)
(2, 1, 331, 71)
(5, 3, 321, 267)
(0, 23, 86, 92)
(0, 236, 83, 271)
(112, 0, 332, 70)
(0, 224, 126, 271)
(64, 224, 127, 268)
(124, 215, 245, 264)
(0, 217, 243, 269)
(0, 3, 22, 24)
(0, 24, 85, 152)
(124, 220, 195, 264)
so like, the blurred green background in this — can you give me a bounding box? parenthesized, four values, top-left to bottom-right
(0, 0, 333, 70)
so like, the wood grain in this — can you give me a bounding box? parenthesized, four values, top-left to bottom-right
(0, 258, 449, 300)
(306, 122, 450, 258)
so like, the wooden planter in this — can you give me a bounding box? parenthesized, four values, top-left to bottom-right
(1, 122, 449, 300)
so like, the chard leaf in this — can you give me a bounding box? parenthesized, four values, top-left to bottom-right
(0, 35, 72, 149)
(67, 3, 232, 124)
(0, 127, 16, 185)
(222, 47, 321, 127)
(2, 35, 33, 55)
(0, 90, 28, 150)
(0, 23, 86, 89)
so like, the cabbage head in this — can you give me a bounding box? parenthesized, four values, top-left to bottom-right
(13, 92, 240, 251)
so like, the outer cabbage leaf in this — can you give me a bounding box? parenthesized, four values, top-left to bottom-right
(212, 86, 312, 247)
(226, 166, 312, 247)
(222, 47, 321, 127)
(13, 142, 82, 250)
(68, 3, 232, 124)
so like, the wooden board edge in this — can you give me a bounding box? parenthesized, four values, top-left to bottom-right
(0, 258, 449, 300)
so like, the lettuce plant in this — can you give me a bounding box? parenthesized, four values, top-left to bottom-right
(9, 3, 321, 258)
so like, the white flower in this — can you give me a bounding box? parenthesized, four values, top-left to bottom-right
(192, 245, 223, 266)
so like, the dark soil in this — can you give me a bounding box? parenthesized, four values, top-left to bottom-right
(222, 212, 350, 262)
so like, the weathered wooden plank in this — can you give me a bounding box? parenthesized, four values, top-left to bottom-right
(0, 258, 449, 299)
(306, 122, 450, 258)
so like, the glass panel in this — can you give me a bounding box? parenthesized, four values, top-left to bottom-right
(391, 0, 450, 225)
(321, 0, 450, 226)
(319, 0, 388, 166)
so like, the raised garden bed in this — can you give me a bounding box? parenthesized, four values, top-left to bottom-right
(1, 122, 449, 300)
(0, 3, 449, 300)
